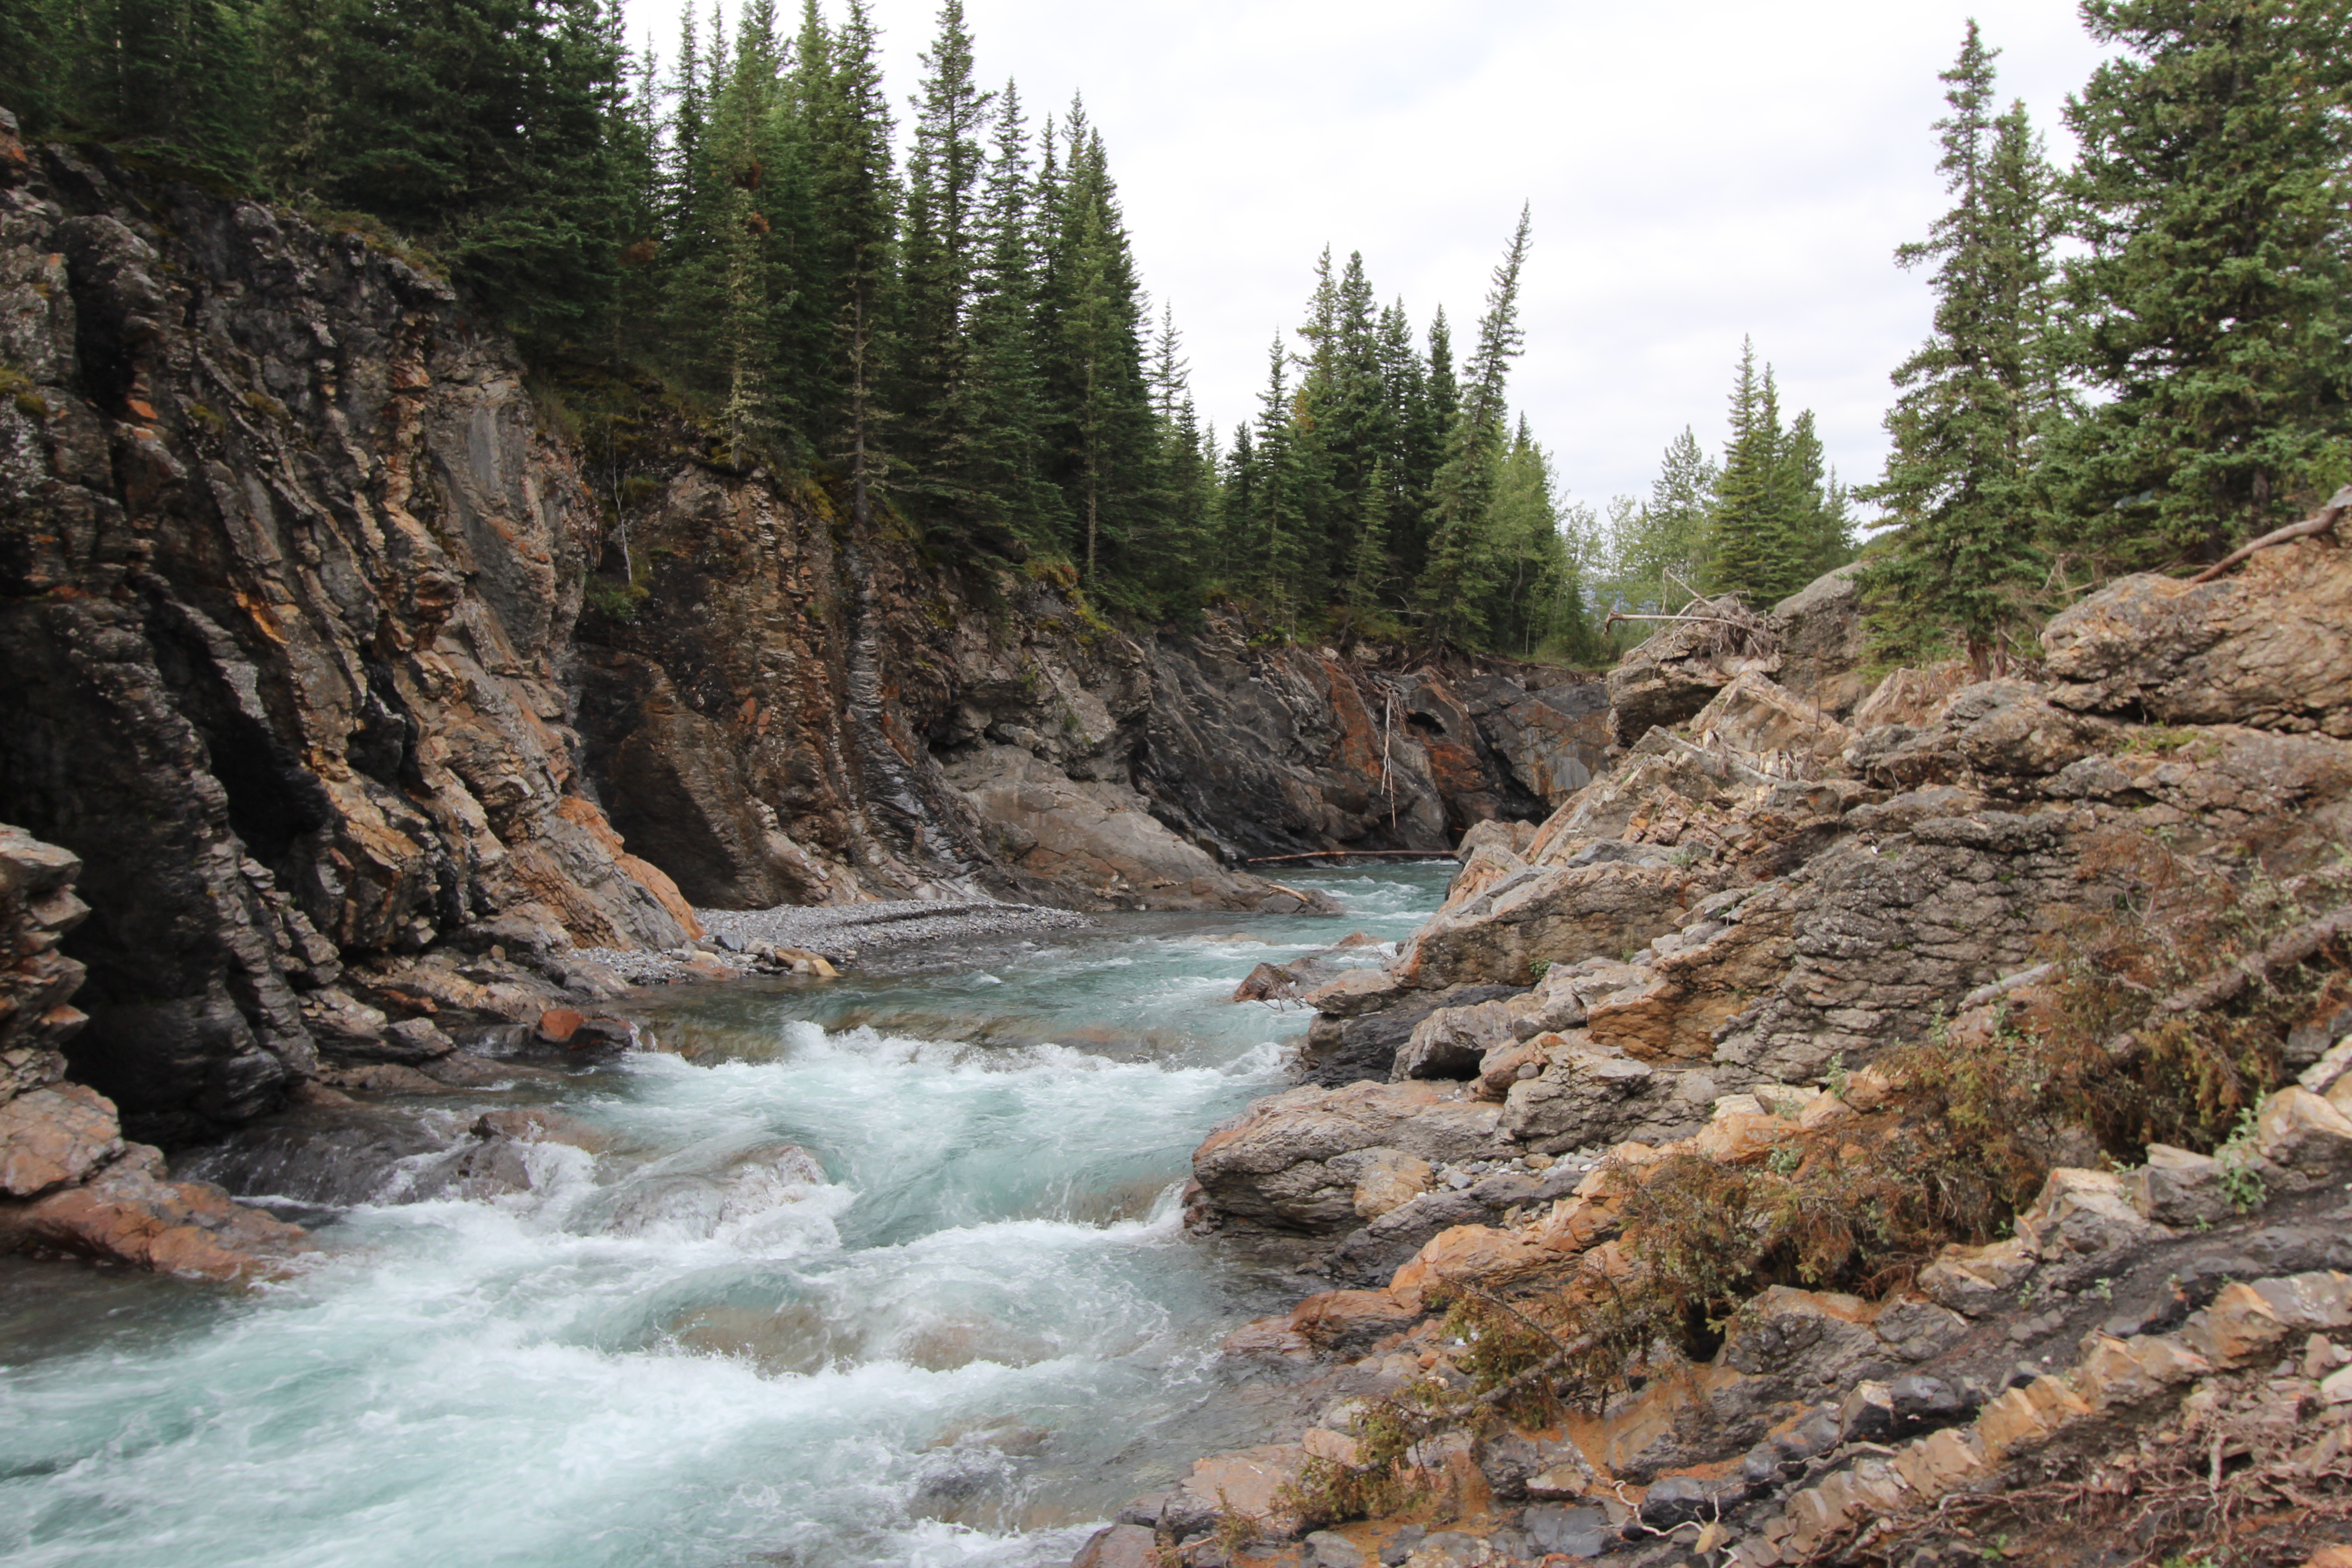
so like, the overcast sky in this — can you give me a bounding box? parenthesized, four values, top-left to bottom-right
(620, 0, 2116, 517)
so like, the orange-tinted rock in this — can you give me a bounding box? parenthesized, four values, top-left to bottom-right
(1179, 1445, 1311, 1539)
(0, 1081, 121, 1196)
(1390, 1224, 1553, 1310)
(1220, 1317, 1312, 1361)
(536, 1007, 586, 1044)
(1071, 1524, 1158, 1568)
(0, 1156, 311, 1280)
(1289, 1289, 1416, 1353)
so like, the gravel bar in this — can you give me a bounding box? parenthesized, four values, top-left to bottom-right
(697, 899, 1091, 960)
(560, 901, 1093, 986)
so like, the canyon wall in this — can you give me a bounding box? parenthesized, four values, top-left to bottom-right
(0, 117, 1600, 1143)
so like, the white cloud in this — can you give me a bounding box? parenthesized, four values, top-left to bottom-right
(623, 0, 2113, 510)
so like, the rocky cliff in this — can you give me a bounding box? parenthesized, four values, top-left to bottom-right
(1134, 539, 2352, 1568)
(0, 115, 1590, 1150)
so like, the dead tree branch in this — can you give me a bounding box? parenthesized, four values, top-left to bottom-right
(2187, 485, 2351, 584)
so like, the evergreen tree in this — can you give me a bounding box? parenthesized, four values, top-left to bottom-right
(1604, 426, 1717, 622)
(1143, 304, 1214, 603)
(1485, 418, 1578, 655)
(1706, 342, 1829, 606)
(1709, 340, 1786, 603)
(1777, 408, 1855, 583)
(1420, 206, 1531, 645)
(894, 0, 992, 519)
(298, 0, 632, 343)
(799, 0, 899, 520)
(706, 0, 785, 447)
(2053, 0, 2352, 565)
(1392, 304, 1460, 586)
(1245, 337, 1310, 624)
(1344, 457, 1394, 615)
(959, 78, 1054, 549)
(1863, 23, 2056, 674)
(1035, 111, 1152, 588)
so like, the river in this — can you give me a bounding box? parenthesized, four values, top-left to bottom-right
(0, 863, 1452, 1568)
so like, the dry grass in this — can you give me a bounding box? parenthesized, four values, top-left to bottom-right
(1286, 833, 2352, 1529)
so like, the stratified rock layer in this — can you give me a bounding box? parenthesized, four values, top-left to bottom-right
(0, 822, 307, 1278)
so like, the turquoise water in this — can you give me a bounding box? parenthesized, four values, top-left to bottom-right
(0, 864, 1452, 1568)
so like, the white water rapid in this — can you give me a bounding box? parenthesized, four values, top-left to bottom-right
(0, 864, 1452, 1568)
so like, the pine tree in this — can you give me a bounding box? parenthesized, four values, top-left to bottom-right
(1419, 206, 1531, 646)
(799, 0, 898, 520)
(2054, 0, 2352, 564)
(1707, 342, 1825, 606)
(1605, 426, 1717, 621)
(959, 78, 1054, 551)
(1344, 457, 1394, 615)
(1864, 24, 2056, 674)
(894, 0, 993, 521)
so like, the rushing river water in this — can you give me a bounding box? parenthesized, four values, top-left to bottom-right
(0, 863, 1453, 1568)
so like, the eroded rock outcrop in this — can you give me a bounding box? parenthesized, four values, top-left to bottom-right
(0, 825, 307, 1278)
(0, 127, 700, 1136)
(1152, 543, 2352, 1568)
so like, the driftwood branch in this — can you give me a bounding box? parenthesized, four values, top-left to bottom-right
(2187, 485, 2352, 584)
(2105, 903, 2352, 1056)
(1601, 612, 1761, 630)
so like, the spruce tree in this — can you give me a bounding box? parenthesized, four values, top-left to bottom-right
(1486, 418, 1575, 655)
(1246, 337, 1310, 625)
(1774, 409, 1854, 586)
(1419, 206, 1531, 646)
(2054, 0, 2352, 564)
(1344, 457, 1394, 616)
(1864, 23, 2056, 673)
(1035, 111, 1152, 588)
(799, 0, 899, 521)
(706, 0, 785, 449)
(959, 78, 1054, 551)
(1708, 339, 1794, 604)
(1608, 426, 1717, 619)
(895, 0, 993, 521)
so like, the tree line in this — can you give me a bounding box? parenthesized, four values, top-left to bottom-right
(6, 1, 2342, 666)
(0, 0, 1587, 650)
(1594, 1, 2351, 674)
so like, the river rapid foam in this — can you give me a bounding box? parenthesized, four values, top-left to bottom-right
(0, 865, 1452, 1568)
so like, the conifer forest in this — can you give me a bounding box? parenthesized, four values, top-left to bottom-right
(0, 0, 2347, 666)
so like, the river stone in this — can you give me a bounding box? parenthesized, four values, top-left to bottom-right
(1523, 1505, 1614, 1558)
(1071, 1524, 1157, 1568)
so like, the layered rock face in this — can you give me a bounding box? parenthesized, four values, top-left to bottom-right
(572, 494, 1609, 908)
(1197, 547, 2352, 1252)
(0, 122, 703, 1139)
(1145, 545, 2352, 1568)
